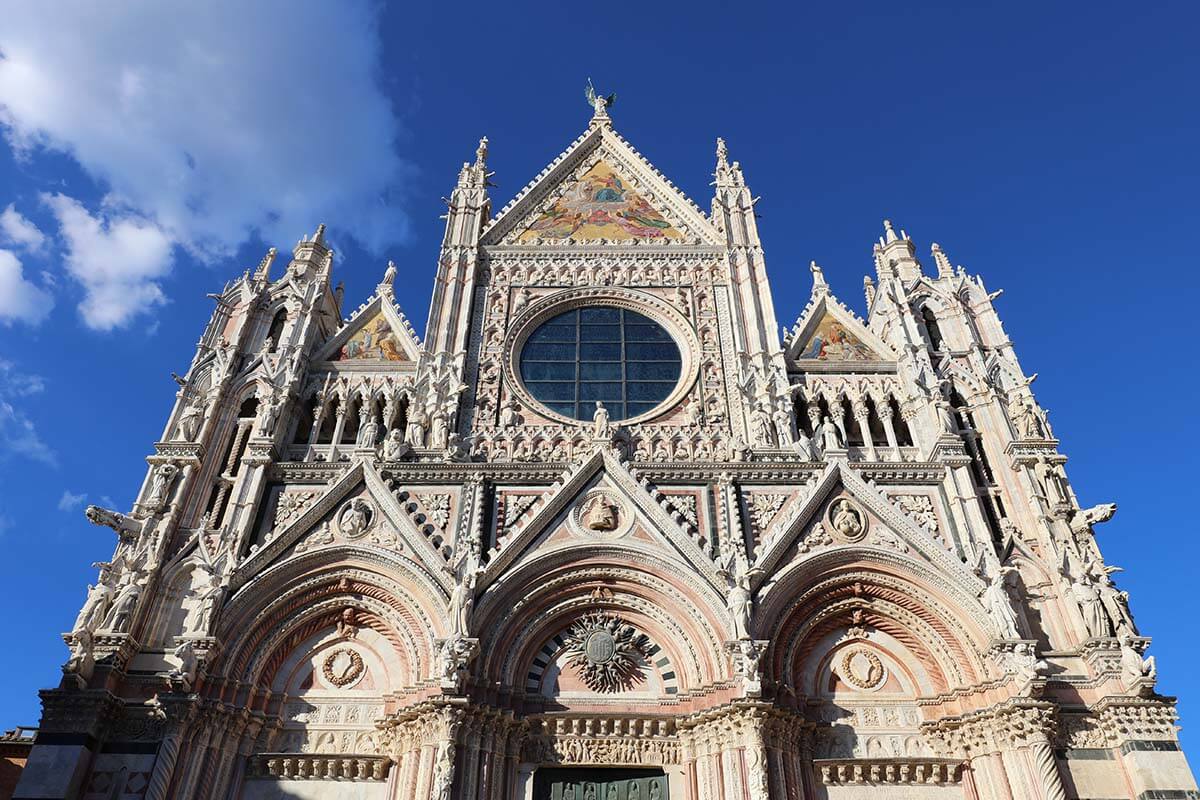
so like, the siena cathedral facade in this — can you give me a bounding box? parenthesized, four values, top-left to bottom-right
(14, 103, 1197, 800)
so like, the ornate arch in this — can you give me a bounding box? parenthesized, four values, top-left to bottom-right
(759, 549, 993, 695)
(213, 549, 444, 690)
(474, 545, 730, 693)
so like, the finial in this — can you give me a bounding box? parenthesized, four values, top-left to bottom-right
(882, 219, 897, 244)
(863, 275, 876, 306)
(930, 243, 953, 278)
(254, 247, 277, 280)
(333, 281, 344, 311)
(313, 223, 327, 245)
(716, 137, 729, 170)
(475, 136, 488, 168)
(809, 261, 828, 292)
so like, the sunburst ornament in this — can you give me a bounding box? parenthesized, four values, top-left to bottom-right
(563, 612, 650, 693)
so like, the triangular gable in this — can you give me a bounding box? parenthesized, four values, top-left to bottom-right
(516, 159, 683, 242)
(482, 124, 721, 246)
(312, 293, 422, 364)
(230, 461, 452, 594)
(751, 462, 980, 593)
(785, 293, 896, 366)
(479, 446, 722, 592)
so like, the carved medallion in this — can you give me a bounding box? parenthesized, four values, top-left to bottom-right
(838, 647, 885, 691)
(322, 648, 365, 688)
(563, 612, 650, 692)
(336, 498, 376, 539)
(569, 489, 633, 539)
(827, 498, 867, 543)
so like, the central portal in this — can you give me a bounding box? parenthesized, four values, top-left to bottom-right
(533, 767, 668, 800)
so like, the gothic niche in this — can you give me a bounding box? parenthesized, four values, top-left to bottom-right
(562, 612, 650, 692)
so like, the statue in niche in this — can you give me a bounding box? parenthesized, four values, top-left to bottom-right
(356, 415, 380, 448)
(499, 398, 520, 428)
(405, 403, 428, 447)
(429, 401, 453, 450)
(146, 462, 179, 508)
(447, 565, 476, 637)
(256, 392, 284, 437)
(592, 401, 611, 438)
(980, 566, 1021, 639)
(818, 415, 843, 452)
(103, 572, 143, 633)
(1008, 393, 1045, 439)
(830, 499, 865, 539)
(182, 569, 226, 636)
(174, 397, 205, 441)
(583, 495, 619, 532)
(749, 402, 777, 447)
(725, 559, 756, 641)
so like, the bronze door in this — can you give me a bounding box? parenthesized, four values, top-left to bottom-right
(533, 768, 667, 800)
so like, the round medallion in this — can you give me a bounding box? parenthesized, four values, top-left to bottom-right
(838, 647, 885, 691)
(321, 647, 365, 688)
(337, 498, 376, 539)
(568, 488, 633, 539)
(562, 612, 650, 693)
(584, 630, 617, 664)
(827, 498, 868, 543)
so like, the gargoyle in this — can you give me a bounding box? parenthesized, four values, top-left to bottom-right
(1070, 503, 1117, 535)
(85, 505, 146, 545)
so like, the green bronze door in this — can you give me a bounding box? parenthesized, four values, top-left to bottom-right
(533, 767, 667, 800)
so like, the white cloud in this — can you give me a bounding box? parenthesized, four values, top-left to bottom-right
(58, 489, 87, 512)
(0, 359, 54, 465)
(0, 248, 53, 325)
(41, 193, 172, 329)
(0, 203, 46, 251)
(0, 0, 412, 325)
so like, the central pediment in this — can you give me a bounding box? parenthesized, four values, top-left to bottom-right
(516, 160, 683, 242)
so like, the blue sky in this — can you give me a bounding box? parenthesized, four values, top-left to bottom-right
(0, 0, 1197, 745)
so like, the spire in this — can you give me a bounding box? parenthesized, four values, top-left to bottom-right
(930, 242, 954, 279)
(253, 247, 277, 282)
(713, 137, 745, 190)
(876, 219, 922, 282)
(313, 223, 327, 245)
(810, 260, 828, 294)
(288, 223, 331, 282)
(882, 219, 899, 244)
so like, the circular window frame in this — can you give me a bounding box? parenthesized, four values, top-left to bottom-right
(504, 287, 700, 427)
